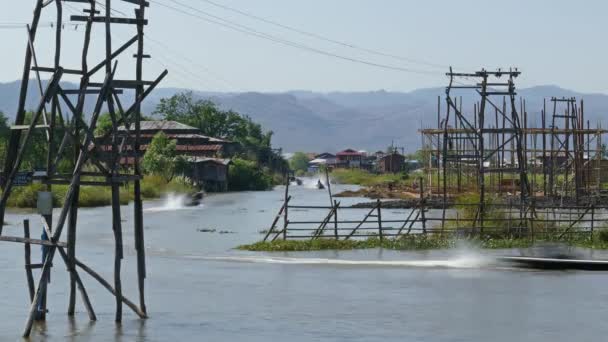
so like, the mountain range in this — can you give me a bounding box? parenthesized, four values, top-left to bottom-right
(1, 80, 607, 153)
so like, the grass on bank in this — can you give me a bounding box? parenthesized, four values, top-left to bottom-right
(330, 169, 409, 187)
(238, 230, 608, 252)
(6, 175, 196, 208)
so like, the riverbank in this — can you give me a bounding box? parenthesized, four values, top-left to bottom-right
(331, 169, 422, 200)
(238, 233, 608, 252)
(6, 175, 196, 209)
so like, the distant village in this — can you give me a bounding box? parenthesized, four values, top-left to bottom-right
(96, 117, 424, 194)
(285, 148, 422, 174)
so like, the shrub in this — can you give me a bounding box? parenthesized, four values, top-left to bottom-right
(7, 183, 51, 208)
(141, 132, 178, 181)
(228, 158, 273, 191)
(598, 229, 608, 242)
(331, 169, 409, 187)
(140, 175, 165, 199)
(452, 193, 508, 231)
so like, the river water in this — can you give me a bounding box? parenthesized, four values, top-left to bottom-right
(1, 181, 608, 341)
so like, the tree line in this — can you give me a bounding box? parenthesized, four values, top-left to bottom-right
(0, 91, 287, 191)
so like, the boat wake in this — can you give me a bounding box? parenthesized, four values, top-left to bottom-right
(144, 193, 202, 213)
(301, 177, 328, 190)
(191, 255, 490, 269)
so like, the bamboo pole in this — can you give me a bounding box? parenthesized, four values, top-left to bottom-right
(283, 177, 290, 240)
(23, 220, 35, 302)
(419, 177, 427, 234)
(74, 258, 146, 319)
(134, 0, 148, 316)
(333, 200, 339, 240)
(377, 199, 383, 241)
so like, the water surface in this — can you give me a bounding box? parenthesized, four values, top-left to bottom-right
(1, 181, 608, 341)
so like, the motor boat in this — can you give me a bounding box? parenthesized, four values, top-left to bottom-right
(498, 243, 608, 270)
(316, 180, 325, 190)
(185, 191, 204, 207)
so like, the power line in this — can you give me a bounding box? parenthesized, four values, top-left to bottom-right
(150, 0, 440, 75)
(195, 0, 448, 70)
(0, 22, 79, 30)
(94, 0, 128, 17)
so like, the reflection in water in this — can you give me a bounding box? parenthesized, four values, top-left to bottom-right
(66, 317, 96, 342)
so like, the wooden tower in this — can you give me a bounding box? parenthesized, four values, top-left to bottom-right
(0, 0, 166, 337)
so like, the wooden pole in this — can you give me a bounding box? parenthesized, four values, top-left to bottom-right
(325, 166, 333, 206)
(1, 0, 44, 192)
(23, 220, 35, 302)
(377, 199, 383, 241)
(419, 177, 427, 234)
(74, 258, 146, 319)
(333, 200, 339, 240)
(56, 247, 96, 321)
(283, 177, 290, 240)
(591, 204, 595, 241)
(134, 0, 148, 317)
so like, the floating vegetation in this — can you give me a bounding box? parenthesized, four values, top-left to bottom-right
(238, 231, 608, 252)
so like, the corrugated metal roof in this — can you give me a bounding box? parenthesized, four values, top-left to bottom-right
(337, 149, 364, 156)
(176, 144, 222, 151)
(119, 120, 198, 131)
(98, 144, 223, 152)
(186, 157, 232, 165)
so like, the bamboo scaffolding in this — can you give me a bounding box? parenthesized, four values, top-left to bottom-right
(0, 0, 165, 337)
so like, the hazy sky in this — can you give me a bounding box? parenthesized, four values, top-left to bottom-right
(1, 0, 606, 93)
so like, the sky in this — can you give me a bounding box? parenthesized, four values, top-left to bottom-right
(0, 0, 607, 93)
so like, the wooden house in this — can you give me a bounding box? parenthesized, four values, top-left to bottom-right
(378, 153, 405, 173)
(336, 149, 364, 168)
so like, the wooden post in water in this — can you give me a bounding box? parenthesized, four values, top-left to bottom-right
(23, 220, 35, 302)
(66, 189, 79, 316)
(377, 199, 383, 241)
(333, 200, 339, 240)
(283, 176, 290, 240)
(419, 177, 427, 234)
(591, 204, 595, 241)
(325, 167, 333, 206)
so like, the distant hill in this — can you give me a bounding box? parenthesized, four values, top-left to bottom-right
(0, 80, 607, 153)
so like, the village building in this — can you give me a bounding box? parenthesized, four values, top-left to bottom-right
(308, 152, 338, 173)
(378, 153, 405, 173)
(336, 149, 365, 168)
(185, 157, 232, 192)
(374, 151, 386, 160)
(307, 152, 338, 172)
(96, 120, 234, 190)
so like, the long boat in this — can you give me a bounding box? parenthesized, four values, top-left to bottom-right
(498, 256, 608, 271)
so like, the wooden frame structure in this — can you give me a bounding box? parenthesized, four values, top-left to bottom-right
(0, 0, 166, 337)
(263, 68, 608, 243)
(263, 177, 608, 241)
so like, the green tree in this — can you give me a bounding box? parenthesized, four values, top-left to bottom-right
(141, 132, 178, 181)
(154, 92, 275, 163)
(20, 111, 48, 170)
(289, 152, 310, 173)
(95, 112, 154, 136)
(95, 112, 113, 136)
(0, 111, 10, 164)
(0, 111, 10, 138)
